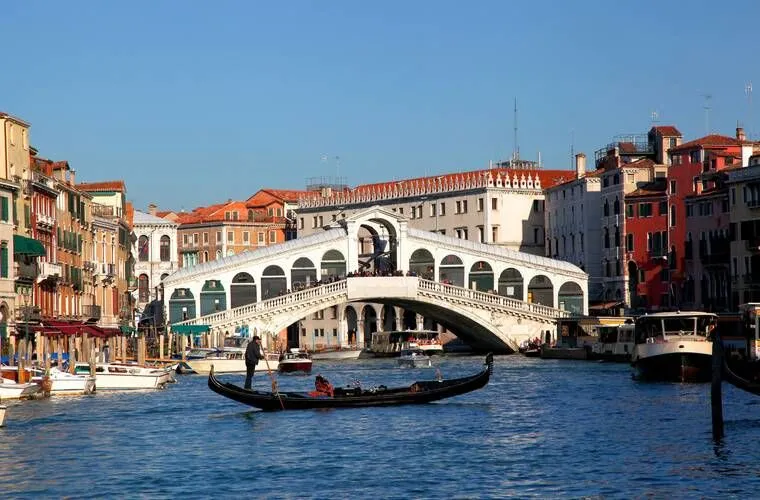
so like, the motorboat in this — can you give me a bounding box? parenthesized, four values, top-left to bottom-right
(0, 376, 40, 400)
(181, 336, 280, 374)
(30, 367, 96, 396)
(208, 353, 493, 411)
(0, 404, 6, 427)
(278, 349, 313, 374)
(592, 322, 635, 362)
(631, 311, 717, 383)
(73, 362, 172, 390)
(364, 330, 444, 358)
(398, 347, 433, 368)
(309, 345, 363, 361)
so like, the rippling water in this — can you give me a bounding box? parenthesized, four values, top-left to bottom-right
(2, 355, 760, 499)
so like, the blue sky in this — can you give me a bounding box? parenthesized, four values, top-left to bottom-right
(3, 1, 760, 211)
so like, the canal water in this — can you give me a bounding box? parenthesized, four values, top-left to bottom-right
(2, 355, 760, 499)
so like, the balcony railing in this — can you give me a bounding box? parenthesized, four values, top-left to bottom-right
(82, 304, 101, 320)
(14, 262, 38, 281)
(15, 305, 42, 322)
(37, 261, 62, 283)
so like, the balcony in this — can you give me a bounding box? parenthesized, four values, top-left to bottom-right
(14, 261, 38, 282)
(82, 304, 101, 320)
(15, 305, 42, 322)
(746, 238, 760, 252)
(37, 261, 62, 283)
(648, 248, 667, 259)
(35, 213, 55, 229)
(747, 200, 760, 209)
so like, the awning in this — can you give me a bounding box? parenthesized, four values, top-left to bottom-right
(171, 324, 211, 335)
(119, 325, 136, 335)
(13, 234, 46, 257)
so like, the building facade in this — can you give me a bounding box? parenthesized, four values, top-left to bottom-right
(727, 159, 760, 304)
(133, 206, 179, 312)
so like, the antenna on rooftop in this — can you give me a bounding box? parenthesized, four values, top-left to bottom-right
(746, 82, 753, 139)
(513, 97, 519, 162)
(651, 110, 659, 123)
(570, 129, 575, 170)
(703, 94, 712, 134)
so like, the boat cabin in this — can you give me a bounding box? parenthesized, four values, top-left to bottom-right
(634, 312, 717, 345)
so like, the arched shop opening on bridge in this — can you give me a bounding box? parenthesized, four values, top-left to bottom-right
(231, 272, 257, 308)
(200, 280, 226, 315)
(528, 275, 553, 307)
(499, 268, 524, 300)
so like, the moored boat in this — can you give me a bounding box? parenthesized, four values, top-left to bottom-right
(73, 362, 172, 390)
(208, 353, 493, 411)
(0, 377, 40, 400)
(30, 367, 96, 396)
(631, 311, 717, 383)
(309, 346, 363, 361)
(0, 404, 6, 427)
(278, 349, 312, 374)
(592, 321, 635, 362)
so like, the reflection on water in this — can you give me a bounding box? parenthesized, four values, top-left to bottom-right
(2, 355, 760, 498)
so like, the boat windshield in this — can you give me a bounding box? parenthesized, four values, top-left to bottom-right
(223, 336, 248, 349)
(636, 314, 717, 342)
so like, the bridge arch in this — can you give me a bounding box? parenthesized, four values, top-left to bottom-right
(469, 261, 494, 292)
(381, 305, 398, 332)
(409, 248, 435, 279)
(440, 254, 464, 287)
(557, 281, 584, 314)
(356, 217, 399, 274)
(231, 272, 257, 308)
(321, 249, 346, 280)
(345, 305, 359, 344)
(169, 288, 196, 324)
(527, 274, 554, 307)
(498, 268, 524, 300)
(200, 280, 226, 315)
(361, 304, 379, 342)
(291, 257, 317, 291)
(261, 265, 287, 299)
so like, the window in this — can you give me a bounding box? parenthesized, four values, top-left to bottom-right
(492, 226, 499, 242)
(626, 204, 634, 218)
(670, 205, 676, 226)
(462, 200, 468, 213)
(478, 226, 485, 243)
(0, 197, 7, 222)
(257, 232, 264, 244)
(639, 203, 652, 217)
(455, 227, 468, 240)
(689, 151, 700, 164)
(227, 231, 234, 243)
(0, 242, 7, 278)
(533, 227, 539, 244)
(603, 177, 609, 187)
(138, 235, 149, 261)
(312, 216, 318, 228)
(492, 198, 498, 210)
(477, 198, 484, 212)
(430, 203, 437, 217)
(183, 234, 188, 245)
(299, 217, 304, 230)
(456, 201, 462, 214)
(603, 227, 609, 248)
(203, 232, 209, 244)
(670, 180, 676, 194)
(439, 203, 446, 216)
(243, 231, 249, 243)
(672, 154, 682, 166)
(613, 197, 620, 215)
(603, 199, 609, 217)
(160, 236, 170, 262)
(138, 274, 149, 303)
(613, 173, 620, 185)
(626, 233, 634, 251)
(216, 231, 222, 243)
(193, 233, 198, 244)
(269, 230, 276, 243)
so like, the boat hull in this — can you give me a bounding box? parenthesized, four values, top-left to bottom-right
(310, 349, 362, 361)
(0, 380, 40, 399)
(208, 353, 493, 411)
(632, 341, 712, 382)
(0, 405, 6, 427)
(398, 358, 433, 368)
(278, 361, 312, 374)
(75, 363, 171, 390)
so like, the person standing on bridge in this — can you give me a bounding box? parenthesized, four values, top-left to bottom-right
(244, 336, 265, 390)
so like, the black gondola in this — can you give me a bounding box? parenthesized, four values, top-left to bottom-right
(723, 359, 760, 396)
(208, 353, 493, 411)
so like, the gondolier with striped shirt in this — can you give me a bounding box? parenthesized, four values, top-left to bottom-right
(244, 336, 265, 390)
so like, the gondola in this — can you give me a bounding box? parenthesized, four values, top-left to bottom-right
(208, 353, 493, 411)
(722, 359, 760, 396)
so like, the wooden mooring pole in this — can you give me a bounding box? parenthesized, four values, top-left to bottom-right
(711, 330, 724, 441)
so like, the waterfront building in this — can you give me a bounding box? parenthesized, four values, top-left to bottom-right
(133, 205, 179, 312)
(624, 179, 668, 310)
(544, 153, 602, 300)
(294, 160, 572, 349)
(76, 181, 133, 329)
(666, 128, 756, 307)
(176, 189, 302, 269)
(593, 126, 676, 309)
(726, 157, 760, 304)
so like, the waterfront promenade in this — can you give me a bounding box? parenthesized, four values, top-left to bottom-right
(2, 355, 760, 498)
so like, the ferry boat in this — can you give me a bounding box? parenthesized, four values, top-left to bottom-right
(363, 330, 443, 358)
(631, 311, 717, 383)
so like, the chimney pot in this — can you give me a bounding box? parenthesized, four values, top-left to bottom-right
(575, 153, 587, 179)
(737, 127, 747, 142)
(148, 203, 157, 215)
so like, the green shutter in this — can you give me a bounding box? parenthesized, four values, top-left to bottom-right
(0, 197, 7, 222)
(57, 227, 61, 247)
(0, 244, 7, 278)
(24, 205, 30, 226)
(78, 235, 83, 253)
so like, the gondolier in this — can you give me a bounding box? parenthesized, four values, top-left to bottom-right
(244, 336, 265, 389)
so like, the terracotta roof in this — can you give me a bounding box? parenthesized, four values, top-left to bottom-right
(124, 202, 134, 227)
(52, 161, 70, 170)
(651, 125, 681, 136)
(623, 158, 657, 169)
(707, 150, 739, 158)
(246, 189, 306, 207)
(76, 181, 126, 192)
(669, 134, 742, 152)
(175, 200, 255, 225)
(625, 179, 667, 198)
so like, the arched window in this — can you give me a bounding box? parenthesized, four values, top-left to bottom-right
(614, 226, 620, 247)
(160, 235, 170, 262)
(613, 197, 620, 215)
(603, 199, 609, 217)
(138, 235, 149, 261)
(603, 227, 610, 248)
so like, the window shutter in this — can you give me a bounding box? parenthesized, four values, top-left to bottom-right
(0, 197, 8, 222)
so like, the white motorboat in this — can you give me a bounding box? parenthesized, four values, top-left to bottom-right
(0, 404, 6, 427)
(631, 311, 717, 383)
(30, 367, 96, 396)
(73, 362, 172, 390)
(309, 346, 363, 361)
(397, 347, 433, 368)
(0, 377, 40, 399)
(182, 348, 280, 374)
(278, 349, 313, 374)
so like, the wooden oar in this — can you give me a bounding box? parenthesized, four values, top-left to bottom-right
(262, 350, 285, 410)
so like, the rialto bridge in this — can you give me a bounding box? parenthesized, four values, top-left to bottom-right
(162, 207, 588, 353)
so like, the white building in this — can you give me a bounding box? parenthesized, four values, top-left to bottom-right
(544, 153, 603, 300)
(133, 205, 179, 312)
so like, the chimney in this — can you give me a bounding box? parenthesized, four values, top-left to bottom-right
(575, 153, 587, 179)
(148, 203, 157, 215)
(737, 127, 747, 142)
